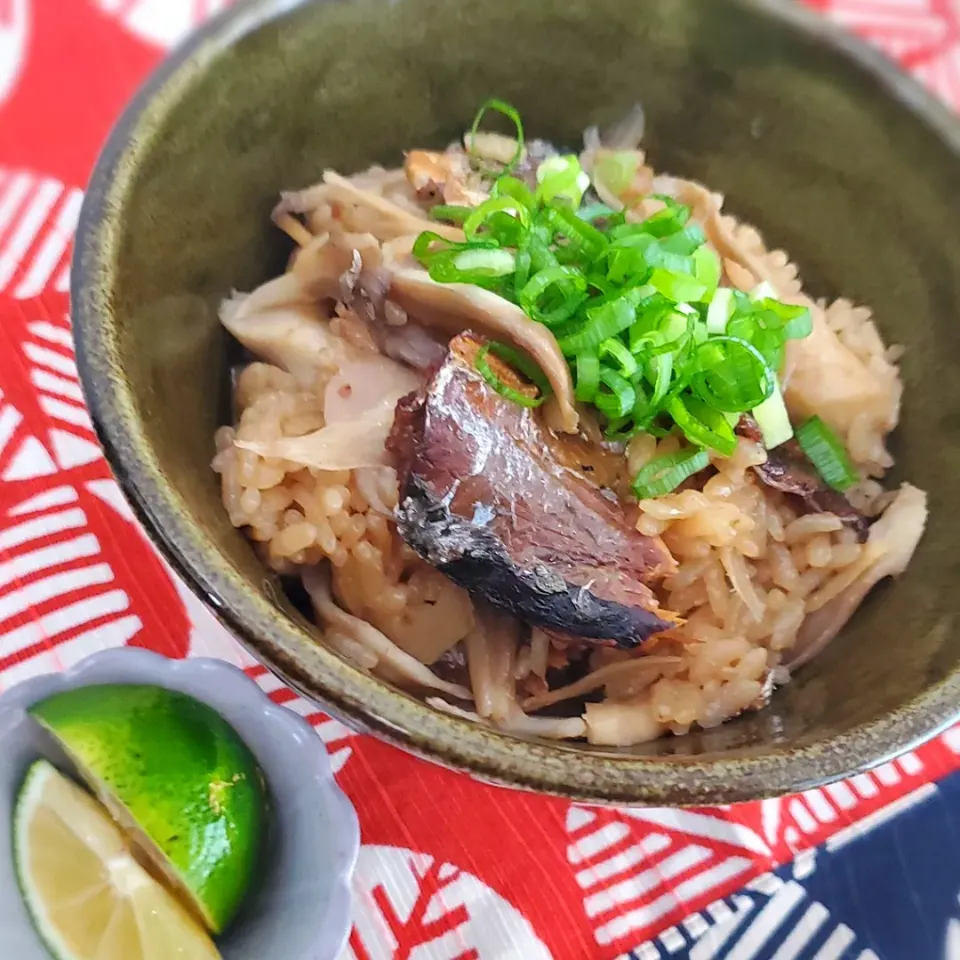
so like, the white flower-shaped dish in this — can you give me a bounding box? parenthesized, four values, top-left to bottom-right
(0, 648, 359, 960)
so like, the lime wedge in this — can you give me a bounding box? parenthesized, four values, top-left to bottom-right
(14, 759, 222, 960)
(29, 684, 267, 934)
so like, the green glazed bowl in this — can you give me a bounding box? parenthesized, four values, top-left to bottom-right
(72, 0, 960, 805)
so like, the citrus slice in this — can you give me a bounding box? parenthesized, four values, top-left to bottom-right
(29, 684, 267, 933)
(14, 759, 222, 960)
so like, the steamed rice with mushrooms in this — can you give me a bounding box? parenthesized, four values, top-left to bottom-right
(212, 102, 926, 745)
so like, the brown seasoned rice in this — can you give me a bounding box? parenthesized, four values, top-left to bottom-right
(212, 126, 926, 747)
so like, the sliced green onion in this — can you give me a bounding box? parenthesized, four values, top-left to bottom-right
(668, 395, 737, 456)
(751, 281, 778, 301)
(527, 225, 559, 273)
(536, 154, 591, 208)
(627, 283, 659, 305)
(491, 175, 537, 211)
(429, 204, 472, 225)
(594, 152, 639, 195)
(783, 308, 813, 340)
(598, 338, 639, 378)
(486, 341, 553, 398)
(659, 224, 706, 255)
(445, 250, 517, 283)
(558, 296, 636, 355)
(693, 245, 722, 298)
(751, 377, 793, 448)
(658, 309, 693, 350)
(657, 249, 698, 277)
(606, 231, 662, 283)
(595, 367, 636, 419)
(411, 103, 824, 461)
(469, 99, 525, 174)
(475, 343, 545, 408)
(411, 231, 460, 263)
(634, 308, 694, 358)
(753, 298, 812, 336)
(511, 247, 532, 299)
(795, 416, 858, 491)
(603, 416, 634, 441)
(607, 239, 655, 285)
(726, 312, 785, 374)
(519, 265, 588, 327)
(585, 272, 616, 297)
(575, 352, 600, 402)
(649, 351, 673, 407)
(578, 203, 618, 223)
(649, 267, 709, 304)
(630, 377, 654, 421)
(640, 197, 691, 238)
(463, 196, 531, 245)
(542, 205, 608, 261)
(628, 295, 670, 353)
(692, 336, 774, 413)
(706, 287, 734, 334)
(632, 449, 711, 499)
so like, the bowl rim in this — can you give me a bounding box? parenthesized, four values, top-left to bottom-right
(72, 0, 960, 805)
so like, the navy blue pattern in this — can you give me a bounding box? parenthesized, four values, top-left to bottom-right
(629, 771, 960, 959)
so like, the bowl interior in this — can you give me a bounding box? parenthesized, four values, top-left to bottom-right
(75, 0, 960, 801)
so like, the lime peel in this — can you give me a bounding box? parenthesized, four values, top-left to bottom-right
(28, 684, 268, 934)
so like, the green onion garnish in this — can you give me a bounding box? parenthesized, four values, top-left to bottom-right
(660, 224, 706, 256)
(692, 336, 774, 413)
(596, 367, 636, 419)
(464, 196, 531, 246)
(751, 377, 793, 449)
(649, 351, 674, 407)
(468, 99, 525, 174)
(795, 416, 859, 491)
(412, 230, 461, 261)
(475, 343, 546, 408)
(706, 287, 734, 334)
(413, 100, 819, 498)
(649, 267, 709, 304)
(578, 203, 618, 223)
(491, 175, 537, 210)
(542, 205, 608, 261)
(428, 248, 517, 287)
(594, 152, 639, 195)
(692, 245, 722, 299)
(536, 155, 591, 209)
(632, 449, 711, 499)
(667, 395, 737, 457)
(558, 296, 635, 355)
(519, 265, 588, 327)
(598, 337, 639, 378)
(429, 204, 472, 225)
(575, 352, 600, 402)
(640, 194, 690, 238)
(487, 341, 554, 399)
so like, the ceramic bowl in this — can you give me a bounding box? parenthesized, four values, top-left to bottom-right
(72, 0, 960, 804)
(0, 648, 359, 960)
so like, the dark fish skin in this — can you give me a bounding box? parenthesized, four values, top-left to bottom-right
(387, 334, 678, 649)
(737, 416, 869, 541)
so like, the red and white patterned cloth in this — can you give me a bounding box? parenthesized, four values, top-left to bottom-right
(0, 3, 958, 958)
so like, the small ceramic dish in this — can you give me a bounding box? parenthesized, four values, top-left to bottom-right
(0, 648, 359, 960)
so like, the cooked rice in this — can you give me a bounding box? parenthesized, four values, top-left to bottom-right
(212, 125, 925, 747)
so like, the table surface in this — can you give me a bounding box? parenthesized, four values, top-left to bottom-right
(0, 2, 958, 958)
